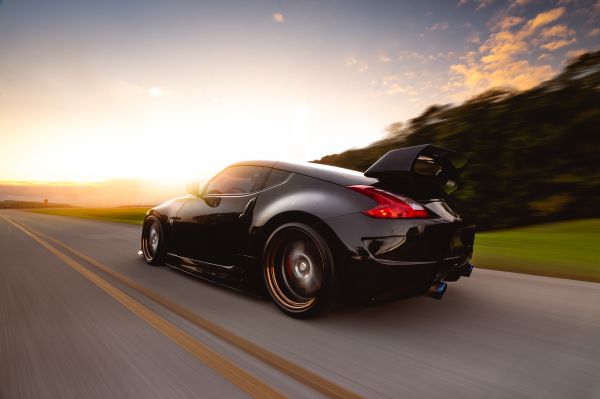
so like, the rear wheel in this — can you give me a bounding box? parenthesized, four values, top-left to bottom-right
(263, 223, 337, 318)
(141, 216, 165, 265)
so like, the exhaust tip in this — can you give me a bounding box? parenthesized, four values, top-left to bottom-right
(461, 263, 474, 277)
(428, 281, 447, 300)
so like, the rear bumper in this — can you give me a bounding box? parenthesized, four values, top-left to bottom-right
(321, 211, 475, 303)
(341, 254, 472, 303)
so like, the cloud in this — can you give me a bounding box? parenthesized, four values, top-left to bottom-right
(427, 21, 450, 31)
(477, 7, 567, 64)
(450, 59, 553, 92)
(566, 49, 587, 58)
(456, 0, 495, 10)
(537, 53, 552, 61)
(344, 57, 368, 72)
(520, 7, 565, 36)
(509, 0, 532, 8)
(467, 31, 481, 44)
(588, 28, 600, 37)
(541, 37, 576, 51)
(447, 7, 569, 97)
(476, 0, 495, 10)
(385, 83, 406, 95)
(379, 54, 391, 63)
(272, 13, 284, 23)
(496, 16, 524, 30)
(397, 50, 428, 62)
(541, 24, 575, 38)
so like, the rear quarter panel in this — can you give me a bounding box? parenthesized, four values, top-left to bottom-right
(247, 173, 373, 254)
(253, 173, 372, 224)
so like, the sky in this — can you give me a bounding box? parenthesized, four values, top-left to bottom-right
(1, 0, 599, 184)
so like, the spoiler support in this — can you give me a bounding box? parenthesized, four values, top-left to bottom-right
(363, 144, 467, 193)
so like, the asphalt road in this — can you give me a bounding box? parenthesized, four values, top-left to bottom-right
(1, 210, 599, 399)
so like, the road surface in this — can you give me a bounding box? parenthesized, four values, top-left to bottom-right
(1, 210, 599, 399)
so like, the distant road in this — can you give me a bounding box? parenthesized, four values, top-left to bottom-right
(1, 210, 599, 399)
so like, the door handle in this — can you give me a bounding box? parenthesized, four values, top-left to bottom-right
(239, 197, 257, 219)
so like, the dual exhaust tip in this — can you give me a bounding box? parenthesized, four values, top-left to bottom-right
(428, 281, 448, 300)
(427, 263, 474, 300)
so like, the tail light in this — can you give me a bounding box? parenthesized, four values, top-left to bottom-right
(347, 185, 429, 219)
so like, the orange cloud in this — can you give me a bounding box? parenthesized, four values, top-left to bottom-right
(541, 24, 575, 38)
(588, 28, 600, 37)
(566, 49, 587, 59)
(447, 7, 567, 98)
(520, 7, 565, 36)
(496, 16, 524, 30)
(272, 13, 284, 23)
(541, 38, 576, 51)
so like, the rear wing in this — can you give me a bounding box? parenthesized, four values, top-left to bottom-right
(364, 144, 467, 193)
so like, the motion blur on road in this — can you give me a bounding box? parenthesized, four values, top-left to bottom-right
(1, 210, 599, 399)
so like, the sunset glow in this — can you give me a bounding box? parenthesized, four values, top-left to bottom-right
(1, 0, 598, 188)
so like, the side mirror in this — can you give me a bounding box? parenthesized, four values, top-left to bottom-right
(186, 181, 200, 196)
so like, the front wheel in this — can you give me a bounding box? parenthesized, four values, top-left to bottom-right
(263, 223, 337, 318)
(141, 216, 165, 265)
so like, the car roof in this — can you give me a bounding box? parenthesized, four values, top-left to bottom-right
(230, 159, 377, 186)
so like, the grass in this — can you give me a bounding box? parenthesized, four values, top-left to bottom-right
(474, 219, 600, 283)
(28, 207, 149, 225)
(27, 207, 600, 282)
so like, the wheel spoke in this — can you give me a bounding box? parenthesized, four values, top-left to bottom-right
(266, 227, 325, 311)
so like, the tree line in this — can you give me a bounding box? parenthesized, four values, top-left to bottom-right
(314, 51, 600, 230)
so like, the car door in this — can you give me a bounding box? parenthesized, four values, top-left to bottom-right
(173, 165, 268, 266)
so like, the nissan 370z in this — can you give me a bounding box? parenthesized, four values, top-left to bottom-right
(140, 144, 475, 317)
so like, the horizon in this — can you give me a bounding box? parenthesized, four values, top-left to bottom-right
(1, 0, 599, 191)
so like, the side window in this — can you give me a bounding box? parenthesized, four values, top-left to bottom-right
(264, 169, 290, 189)
(205, 166, 266, 195)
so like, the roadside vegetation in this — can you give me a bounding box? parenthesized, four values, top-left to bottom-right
(28, 207, 148, 225)
(475, 219, 600, 282)
(0, 200, 73, 209)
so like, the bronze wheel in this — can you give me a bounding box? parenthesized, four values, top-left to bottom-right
(264, 223, 336, 317)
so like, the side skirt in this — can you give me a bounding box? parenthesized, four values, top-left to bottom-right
(164, 253, 265, 297)
(165, 252, 242, 281)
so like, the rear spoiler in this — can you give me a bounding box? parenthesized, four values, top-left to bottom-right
(364, 144, 467, 193)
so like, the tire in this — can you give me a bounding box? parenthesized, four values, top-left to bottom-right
(263, 223, 337, 318)
(141, 216, 166, 265)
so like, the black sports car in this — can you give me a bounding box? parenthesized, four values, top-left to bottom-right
(141, 144, 475, 317)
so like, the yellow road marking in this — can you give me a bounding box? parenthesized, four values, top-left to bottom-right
(1, 215, 285, 399)
(5, 214, 365, 399)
